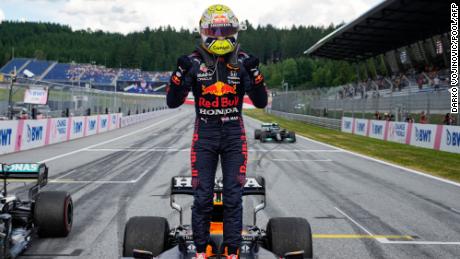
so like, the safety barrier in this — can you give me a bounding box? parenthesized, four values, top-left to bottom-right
(341, 117, 460, 154)
(267, 109, 341, 130)
(0, 113, 121, 155)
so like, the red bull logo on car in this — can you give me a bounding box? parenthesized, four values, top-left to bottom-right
(202, 81, 236, 96)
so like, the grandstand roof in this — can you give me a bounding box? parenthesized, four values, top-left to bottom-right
(304, 0, 451, 61)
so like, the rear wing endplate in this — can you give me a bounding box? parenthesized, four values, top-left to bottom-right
(1, 163, 48, 198)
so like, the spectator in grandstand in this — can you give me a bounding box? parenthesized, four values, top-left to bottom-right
(419, 111, 428, 124)
(443, 113, 454, 125)
(416, 74, 425, 90)
(405, 116, 414, 123)
(433, 74, 440, 90)
(374, 111, 381, 120)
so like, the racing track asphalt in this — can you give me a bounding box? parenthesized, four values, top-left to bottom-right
(1, 106, 460, 259)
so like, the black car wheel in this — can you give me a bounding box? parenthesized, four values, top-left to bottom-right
(255, 129, 262, 140)
(260, 131, 267, 143)
(266, 217, 313, 258)
(288, 131, 297, 143)
(123, 216, 170, 257)
(34, 191, 73, 237)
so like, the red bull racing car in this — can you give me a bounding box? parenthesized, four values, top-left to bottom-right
(122, 176, 312, 259)
(254, 123, 296, 143)
(0, 163, 73, 258)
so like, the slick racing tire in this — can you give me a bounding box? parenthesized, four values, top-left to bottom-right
(123, 216, 170, 257)
(288, 131, 296, 143)
(35, 191, 73, 237)
(260, 131, 267, 143)
(255, 129, 262, 140)
(266, 217, 313, 258)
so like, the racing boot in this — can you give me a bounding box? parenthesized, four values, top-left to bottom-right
(195, 252, 207, 259)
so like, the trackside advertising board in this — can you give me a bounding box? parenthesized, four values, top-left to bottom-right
(69, 116, 85, 140)
(20, 119, 48, 151)
(0, 113, 123, 155)
(0, 121, 19, 155)
(98, 115, 109, 133)
(341, 117, 353, 133)
(86, 115, 98, 136)
(368, 120, 386, 140)
(387, 122, 409, 144)
(49, 118, 69, 144)
(410, 123, 438, 149)
(341, 117, 460, 154)
(439, 125, 460, 153)
(354, 119, 368, 136)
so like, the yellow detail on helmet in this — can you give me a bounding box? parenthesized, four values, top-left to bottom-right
(207, 39, 235, 55)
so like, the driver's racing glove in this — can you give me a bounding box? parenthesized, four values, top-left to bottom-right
(243, 55, 264, 86)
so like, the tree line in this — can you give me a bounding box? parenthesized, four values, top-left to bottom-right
(0, 21, 389, 89)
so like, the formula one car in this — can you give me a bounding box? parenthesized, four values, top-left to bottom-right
(0, 163, 73, 258)
(122, 176, 312, 259)
(254, 123, 296, 143)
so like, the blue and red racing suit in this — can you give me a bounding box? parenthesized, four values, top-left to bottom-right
(167, 45, 267, 254)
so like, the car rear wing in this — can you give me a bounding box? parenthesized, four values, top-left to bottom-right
(171, 176, 265, 196)
(170, 176, 266, 226)
(0, 163, 48, 198)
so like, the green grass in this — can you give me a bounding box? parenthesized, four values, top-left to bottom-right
(244, 109, 460, 183)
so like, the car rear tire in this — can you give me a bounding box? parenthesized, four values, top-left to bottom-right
(34, 191, 73, 237)
(255, 129, 261, 140)
(266, 217, 312, 258)
(123, 216, 170, 257)
(289, 131, 297, 142)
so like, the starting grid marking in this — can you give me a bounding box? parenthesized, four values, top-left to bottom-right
(335, 207, 460, 245)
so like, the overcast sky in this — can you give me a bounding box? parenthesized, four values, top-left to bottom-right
(0, 0, 384, 34)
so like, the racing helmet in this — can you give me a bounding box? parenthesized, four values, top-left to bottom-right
(199, 4, 239, 56)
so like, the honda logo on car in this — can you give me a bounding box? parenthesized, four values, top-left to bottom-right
(415, 127, 432, 142)
(446, 129, 460, 146)
(27, 125, 43, 143)
(174, 176, 262, 188)
(0, 128, 12, 146)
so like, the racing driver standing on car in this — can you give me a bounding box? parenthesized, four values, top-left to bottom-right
(166, 4, 267, 259)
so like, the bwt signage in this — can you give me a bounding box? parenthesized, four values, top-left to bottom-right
(69, 117, 85, 140)
(440, 126, 460, 153)
(27, 125, 43, 142)
(0, 121, 18, 154)
(410, 123, 437, 149)
(21, 120, 47, 150)
(354, 119, 368, 136)
(341, 117, 353, 133)
(98, 115, 109, 132)
(86, 116, 98, 136)
(368, 120, 386, 140)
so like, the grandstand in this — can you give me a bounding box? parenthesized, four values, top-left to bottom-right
(0, 58, 171, 94)
(279, 0, 456, 124)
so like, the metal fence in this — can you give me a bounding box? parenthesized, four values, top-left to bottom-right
(271, 87, 457, 125)
(268, 109, 341, 130)
(0, 77, 166, 118)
